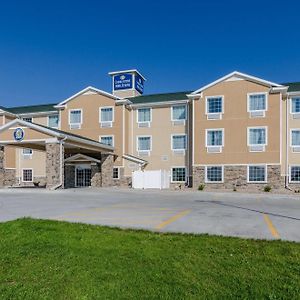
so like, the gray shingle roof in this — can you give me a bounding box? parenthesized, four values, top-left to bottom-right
(129, 91, 192, 104)
(7, 103, 57, 114)
(282, 82, 300, 93)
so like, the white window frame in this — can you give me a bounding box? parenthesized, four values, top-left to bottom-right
(171, 105, 187, 121)
(290, 97, 300, 115)
(99, 106, 114, 122)
(113, 167, 120, 179)
(247, 164, 267, 183)
(22, 148, 33, 158)
(171, 166, 186, 183)
(205, 128, 224, 153)
(171, 134, 187, 151)
(205, 96, 224, 118)
(247, 92, 268, 113)
(247, 126, 268, 147)
(136, 135, 152, 152)
(289, 165, 300, 183)
(205, 165, 224, 183)
(99, 135, 114, 147)
(22, 168, 33, 182)
(136, 107, 152, 124)
(68, 109, 83, 128)
(48, 114, 59, 128)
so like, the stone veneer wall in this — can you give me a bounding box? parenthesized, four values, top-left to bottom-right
(91, 163, 102, 187)
(65, 165, 76, 188)
(193, 165, 284, 191)
(101, 154, 114, 187)
(112, 167, 132, 187)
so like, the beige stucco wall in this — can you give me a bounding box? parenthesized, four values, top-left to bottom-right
(193, 80, 281, 165)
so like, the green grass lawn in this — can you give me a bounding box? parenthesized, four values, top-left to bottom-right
(0, 219, 299, 299)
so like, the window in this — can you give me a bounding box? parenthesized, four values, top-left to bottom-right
(100, 107, 114, 122)
(113, 167, 119, 179)
(22, 117, 32, 123)
(291, 130, 300, 146)
(206, 129, 223, 146)
(137, 108, 151, 123)
(22, 169, 33, 182)
(172, 105, 186, 120)
(137, 136, 151, 151)
(100, 136, 114, 147)
(206, 166, 223, 182)
(206, 97, 223, 114)
(48, 114, 59, 128)
(290, 166, 300, 182)
(248, 165, 266, 182)
(172, 135, 186, 150)
(248, 127, 267, 145)
(22, 148, 32, 156)
(172, 167, 186, 182)
(69, 110, 82, 125)
(291, 97, 300, 114)
(248, 93, 267, 111)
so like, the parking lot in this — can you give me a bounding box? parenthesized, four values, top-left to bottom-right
(0, 188, 299, 242)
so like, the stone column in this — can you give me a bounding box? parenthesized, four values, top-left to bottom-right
(64, 164, 75, 188)
(91, 163, 101, 187)
(46, 140, 64, 189)
(101, 154, 114, 187)
(0, 146, 4, 187)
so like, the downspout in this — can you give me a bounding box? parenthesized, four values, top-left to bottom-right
(285, 95, 292, 190)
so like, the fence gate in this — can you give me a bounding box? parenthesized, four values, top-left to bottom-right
(132, 170, 170, 189)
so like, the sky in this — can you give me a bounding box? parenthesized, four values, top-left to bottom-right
(0, 0, 299, 107)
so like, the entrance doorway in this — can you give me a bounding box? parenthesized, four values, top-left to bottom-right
(76, 164, 92, 187)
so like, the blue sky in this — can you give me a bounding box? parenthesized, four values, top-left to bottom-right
(0, 0, 299, 107)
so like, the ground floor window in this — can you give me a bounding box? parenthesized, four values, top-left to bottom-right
(205, 166, 223, 182)
(113, 167, 119, 179)
(290, 166, 300, 182)
(248, 165, 266, 182)
(22, 169, 33, 182)
(172, 167, 186, 182)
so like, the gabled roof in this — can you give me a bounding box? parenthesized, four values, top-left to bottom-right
(56, 86, 119, 108)
(65, 153, 101, 163)
(128, 91, 192, 105)
(282, 82, 300, 93)
(190, 71, 283, 96)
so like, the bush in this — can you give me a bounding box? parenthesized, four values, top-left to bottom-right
(264, 185, 272, 192)
(198, 184, 205, 191)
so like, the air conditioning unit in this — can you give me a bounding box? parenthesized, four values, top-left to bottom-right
(101, 121, 113, 128)
(292, 146, 300, 153)
(22, 154, 32, 160)
(293, 113, 300, 119)
(138, 122, 150, 128)
(70, 123, 81, 129)
(173, 150, 185, 156)
(250, 111, 265, 118)
(249, 145, 265, 152)
(138, 151, 150, 157)
(172, 120, 185, 126)
(207, 146, 222, 153)
(207, 113, 222, 120)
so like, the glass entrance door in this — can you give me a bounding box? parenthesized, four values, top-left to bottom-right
(76, 165, 92, 187)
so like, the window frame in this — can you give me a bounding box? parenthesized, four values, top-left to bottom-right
(205, 165, 224, 183)
(290, 97, 300, 114)
(22, 168, 33, 182)
(247, 126, 268, 146)
(99, 106, 114, 123)
(48, 114, 59, 128)
(136, 107, 152, 123)
(290, 129, 300, 147)
(171, 134, 187, 151)
(136, 135, 152, 152)
(113, 167, 120, 179)
(205, 128, 225, 147)
(247, 92, 268, 113)
(68, 109, 83, 125)
(22, 117, 33, 123)
(289, 165, 300, 183)
(22, 148, 33, 156)
(171, 105, 187, 121)
(205, 96, 224, 115)
(247, 165, 267, 183)
(171, 166, 186, 183)
(99, 135, 114, 147)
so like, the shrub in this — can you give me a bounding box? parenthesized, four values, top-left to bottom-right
(264, 185, 272, 192)
(198, 184, 205, 191)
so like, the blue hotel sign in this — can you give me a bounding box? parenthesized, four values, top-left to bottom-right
(135, 73, 144, 94)
(114, 73, 133, 90)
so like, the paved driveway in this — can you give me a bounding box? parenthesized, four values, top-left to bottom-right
(0, 188, 299, 242)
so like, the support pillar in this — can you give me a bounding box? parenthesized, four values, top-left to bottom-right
(91, 163, 101, 187)
(101, 154, 114, 187)
(46, 140, 64, 189)
(0, 146, 4, 187)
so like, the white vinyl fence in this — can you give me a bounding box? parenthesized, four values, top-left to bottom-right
(132, 170, 170, 189)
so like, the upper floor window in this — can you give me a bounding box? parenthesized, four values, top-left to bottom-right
(137, 108, 151, 123)
(172, 134, 186, 150)
(22, 148, 33, 156)
(22, 117, 32, 123)
(206, 129, 224, 153)
(291, 97, 300, 114)
(100, 107, 114, 128)
(291, 130, 300, 152)
(137, 136, 151, 152)
(248, 127, 267, 152)
(206, 97, 223, 113)
(48, 114, 59, 128)
(248, 93, 267, 117)
(69, 109, 82, 129)
(172, 105, 186, 121)
(100, 135, 114, 147)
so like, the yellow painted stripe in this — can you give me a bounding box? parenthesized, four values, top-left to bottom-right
(155, 210, 191, 230)
(263, 214, 280, 239)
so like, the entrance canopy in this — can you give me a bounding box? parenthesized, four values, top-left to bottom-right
(0, 119, 114, 155)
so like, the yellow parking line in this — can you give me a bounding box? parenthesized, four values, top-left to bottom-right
(155, 210, 191, 230)
(263, 214, 280, 239)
